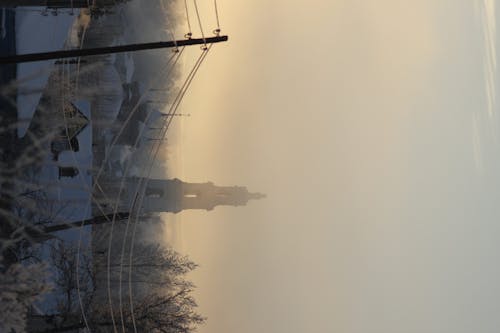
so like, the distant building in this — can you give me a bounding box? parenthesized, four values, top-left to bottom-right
(96, 178, 265, 214)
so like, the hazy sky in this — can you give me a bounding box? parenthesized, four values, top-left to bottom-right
(163, 1, 500, 332)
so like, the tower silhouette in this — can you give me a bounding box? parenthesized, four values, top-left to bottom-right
(122, 178, 265, 213)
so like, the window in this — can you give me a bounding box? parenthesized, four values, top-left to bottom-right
(146, 188, 163, 198)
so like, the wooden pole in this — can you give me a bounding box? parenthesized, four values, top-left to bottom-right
(0, 36, 228, 64)
(43, 212, 130, 233)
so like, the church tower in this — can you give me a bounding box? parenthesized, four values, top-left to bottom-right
(128, 178, 265, 213)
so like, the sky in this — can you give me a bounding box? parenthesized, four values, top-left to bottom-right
(162, 1, 500, 333)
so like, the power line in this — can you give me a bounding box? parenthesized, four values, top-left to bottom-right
(127, 45, 213, 332)
(113, 49, 185, 332)
(193, 0, 207, 48)
(183, 0, 193, 38)
(213, 0, 221, 35)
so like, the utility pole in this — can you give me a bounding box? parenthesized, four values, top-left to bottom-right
(20, 212, 130, 243)
(159, 112, 190, 116)
(0, 36, 228, 64)
(42, 212, 130, 233)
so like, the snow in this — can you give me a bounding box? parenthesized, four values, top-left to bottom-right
(94, 65, 124, 122)
(107, 145, 135, 176)
(124, 53, 135, 83)
(34, 99, 92, 227)
(15, 9, 78, 137)
(112, 47, 135, 85)
(72, 99, 90, 117)
(56, 100, 93, 221)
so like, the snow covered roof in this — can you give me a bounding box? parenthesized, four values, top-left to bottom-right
(16, 11, 78, 137)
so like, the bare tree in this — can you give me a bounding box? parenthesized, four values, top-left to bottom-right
(32, 240, 205, 333)
(86, 282, 204, 333)
(0, 259, 52, 333)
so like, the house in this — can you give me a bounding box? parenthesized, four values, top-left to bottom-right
(51, 102, 89, 161)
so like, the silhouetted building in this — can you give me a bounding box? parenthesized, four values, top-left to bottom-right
(96, 178, 265, 213)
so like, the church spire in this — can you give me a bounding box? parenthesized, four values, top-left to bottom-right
(126, 178, 265, 213)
